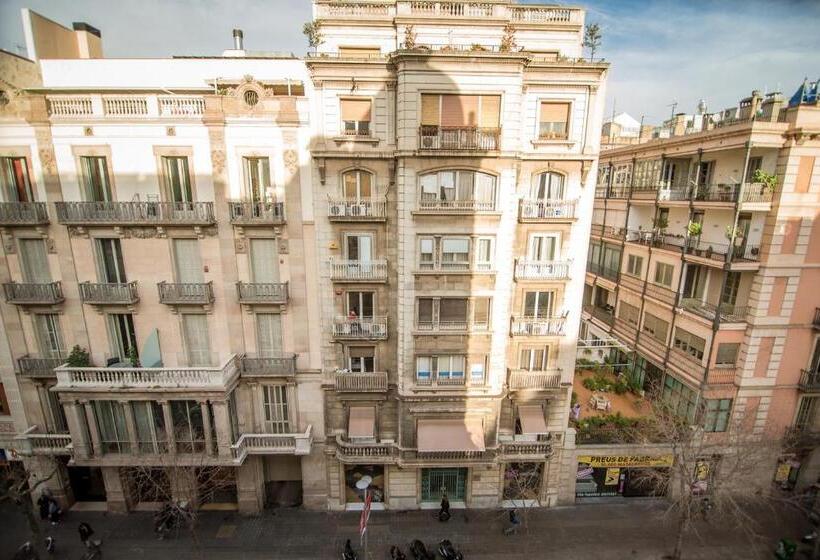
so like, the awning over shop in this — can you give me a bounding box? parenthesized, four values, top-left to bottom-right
(348, 406, 375, 439)
(519, 405, 548, 435)
(417, 418, 485, 452)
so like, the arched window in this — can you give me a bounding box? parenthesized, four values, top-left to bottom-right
(532, 172, 565, 200)
(418, 170, 496, 210)
(342, 170, 373, 200)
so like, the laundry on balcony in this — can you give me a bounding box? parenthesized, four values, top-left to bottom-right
(348, 406, 376, 439)
(417, 418, 485, 453)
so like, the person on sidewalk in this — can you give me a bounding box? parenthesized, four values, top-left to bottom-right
(78, 522, 94, 546)
(37, 493, 50, 521)
(503, 508, 521, 536)
(47, 499, 61, 526)
(438, 493, 451, 522)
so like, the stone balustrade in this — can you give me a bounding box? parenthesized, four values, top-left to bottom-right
(231, 426, 313, 462)
(508, 369, 562, 390)
(514, 259, 571, 280)
(510, 316, 567, 336)
(329, 258, 388, 282)
(334, 371, 389, 392)
(240, 354, 297, 377)
(236, 282, 289, 304)
(47, 94, 206, 118)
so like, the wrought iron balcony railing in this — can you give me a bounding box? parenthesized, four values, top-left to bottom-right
(334, 371, 388, 392)
(3, 282, 64, 305)
(799, 369, 820, 392)
(157, 281, 214, 305)
(679, 298, 748, 323)
(79, 281, 139, 305)
(17, 356, 63, 378)
(228, 202, 285, 225)
(236, 282, 288, 304)
(0, 202, 49, 225)
(56, 201, 216, 225)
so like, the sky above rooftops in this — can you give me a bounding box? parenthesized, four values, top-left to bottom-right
(1, 0, 818, 124)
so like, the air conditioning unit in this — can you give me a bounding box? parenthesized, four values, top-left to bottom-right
(329, 203, 346, 217)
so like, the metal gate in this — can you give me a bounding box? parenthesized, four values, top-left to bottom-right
(421, 468, 467, 502)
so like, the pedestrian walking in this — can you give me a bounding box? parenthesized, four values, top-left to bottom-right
(503, 508, 521, 536)
(438, 493, 451, 522)
(37, 493, 50, 520)
(78, 522, 94, 545)
(47, 498, 61, 526)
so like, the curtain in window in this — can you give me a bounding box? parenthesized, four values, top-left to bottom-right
(346, 235, 372, 262)
(420, 94, 440, 126)
(524, 292, 553, 318)
(182, 314, 211, 366)
(134, 401, 166, 453)
(94, 401, 129, 454)
(96, 238, 126, 283)
(474, 173, 496, 202)
(539, 102, 570, 137)
(256, 313, 283, 358)
(81, 156, 112, 202)
(18, 239, 51, 283)
(243, 157, 271, 203)
(1, 157, 32, 202)
(173, 239, 203, 283)
(343, 171, 373, 199)
(439, 299, 468, 323)
(529, 236, 556, 261)
(250, 239, 279, 283)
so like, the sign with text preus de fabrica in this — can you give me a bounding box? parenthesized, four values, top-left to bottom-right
(577, 455, 674, 468)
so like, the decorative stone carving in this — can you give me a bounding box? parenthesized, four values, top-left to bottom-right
(3, 233, 15, 254)
(45, 238, 56, 253)
(279, 239, 289, 254)
(283, 150, 298, 173)
(234, 237, 247, 253)
(38, 148, 56, 175)
(127, 227, 158, 239)
(67, 226, 89, 238)
(211, 150, 226, 176)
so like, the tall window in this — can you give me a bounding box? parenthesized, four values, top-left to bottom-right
(96, 238, 126, 283)
(33, 314, 63, 358)
(626, 254, 643, 277)
(347, 291, 374, 319)
(80, 156, 112, 201)
(133, 401, 167, 453)
(348, 347, 375, 373)
(171, 400, 205, 453)
(721, 272, 741, 306)
(249, 239, 279, 283)
(263, 385, 290, 433)
(343, 170, 373, 200)
(519, 346, 550, 371)
(93, 400, 130, 454)
(417, 236, 494, 271)
(18, 238, 51, 283)
(416, 355, 474, 382)
(108, 313, 137, 362)
(420, 94, 501, 128)
(528, 235, 558, 262)
(256, 313, 283, 357)
(418, 170, 496, 208)
(182, 314, 211, 366)
(653, 262, 674, 287)
(673, 328, 706, 361)
(441, 238, 470, 269)
(345, 234, 373, 262)
(416, 297, 483, 330)
(538, 102, 570, 139)
(704, 399, 732, 432)
(532, 172, 565, 199)
(243, 157, 271, 203)
(662, 375, 698, 422)
(173, 239, 203, 284)
(618, 302, 639, 325)
(715, 343, 740, 367)
(162, 156, 193, 203)
(340, 98, 372, 136)
(642, 313, 669, 342)
(524, 291, 554, 318)
(0, 156, 33, 202)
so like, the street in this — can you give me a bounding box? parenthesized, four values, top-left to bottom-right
(0, 500, 811, 559)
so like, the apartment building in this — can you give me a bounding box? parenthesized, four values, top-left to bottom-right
(582, 86, 820, 490)
(0, 14, 327, 514)
(308, 0, 607, 510)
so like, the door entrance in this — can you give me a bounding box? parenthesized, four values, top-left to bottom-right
(68, 467, 106, 502)
(420, 468, 467, 502)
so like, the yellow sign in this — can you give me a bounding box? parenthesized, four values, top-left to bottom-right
(577, 455, 674, 468)
(605, 468, 620, 485)
(774, 462, 792, 483)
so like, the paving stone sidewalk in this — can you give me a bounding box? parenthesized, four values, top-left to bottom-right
(0, 500, 810, 560)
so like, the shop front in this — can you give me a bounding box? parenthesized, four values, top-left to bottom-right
(576, 454, 673, 498)
(345, 465, 385, 510)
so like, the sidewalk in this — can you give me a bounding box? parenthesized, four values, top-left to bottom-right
(1, 500, 809, 559)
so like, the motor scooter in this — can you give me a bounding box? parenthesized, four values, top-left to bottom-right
(342, 538, 358, 560)
(389, 544, 407, 559)
(438, 539, 464, 560)
(409, 539, 434, 560)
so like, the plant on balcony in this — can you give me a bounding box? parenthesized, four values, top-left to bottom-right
(583, 23, 602, 62)
(66, 345, 91, 367)
(128, 346, 141, 368)
(751, 169, 777, 192)
(500, 23, 517, 52)
(686, 221, 702, 237)
(403, 25, 417, 49)
(302, 21, 323, 52)
(653, 215, 669, 232)
(470, 43, 488, 52)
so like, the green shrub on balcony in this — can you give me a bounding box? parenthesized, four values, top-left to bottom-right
(66, 345, 91, 367)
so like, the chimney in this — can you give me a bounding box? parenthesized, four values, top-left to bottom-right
(760, 92, 785, 122)
(233, 29, 244, 51)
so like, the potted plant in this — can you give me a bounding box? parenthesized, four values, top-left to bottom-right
(725, 224, 744, 246)
(66, 345, 91, 367)
(686, 221, 702, 253)
(751, 169, 776, 197)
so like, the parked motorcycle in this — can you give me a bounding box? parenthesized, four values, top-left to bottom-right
(342, 538, 358, 560)
(389, 545, 407, 559)
(438, 539, 464, 560)
(409, 539, 434, 560)
(45, 535, 55, 554)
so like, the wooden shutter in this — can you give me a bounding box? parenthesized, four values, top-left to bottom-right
(173, 239, 203, 283)
(421, 94, 440, 126)
(341, 99, 372, 121)
(441, 95, 479, 127)
(250, 239, 279, 283)
(19, 238, 51, 283)
(183, 314, 211, 366)
(796, 156, 815, 193)
(540, 102, 570, 124)
(256, 313, 283, 357)
(480, 95, 501, 127)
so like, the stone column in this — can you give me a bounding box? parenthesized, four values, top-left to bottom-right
(236, 455, 265, 515)
(299, 443, 328, 510)
(121, 401, 139, 455)
(160, 401, 176, 456)
(63, 400, 90, 459)
(100, 466, 130, 513)
(201, 400, 214, 456)
(210, 401, 232, 458)
(83, 401, 102, 456)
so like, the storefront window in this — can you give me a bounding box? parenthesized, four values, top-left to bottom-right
(344, 465, 385, 504)
(503, 463, 543, 502)
(576, 455, 672, 498)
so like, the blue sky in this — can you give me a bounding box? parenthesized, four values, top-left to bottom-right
(1, 0, 818, 122)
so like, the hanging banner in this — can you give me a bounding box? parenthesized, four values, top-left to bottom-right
(577, 455, 674, 468)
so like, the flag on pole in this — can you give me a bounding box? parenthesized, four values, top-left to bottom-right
(359, 489, 372, 541)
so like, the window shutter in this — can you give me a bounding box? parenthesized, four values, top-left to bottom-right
(420, 94, 440, 126)
(540, 102, 570, 124)
(173, 239, 203, 283)
(250, 239, 279, 283)
(19, 238, 51, 283)
(480, 95, 501, 127)
(341, 99, 372, 121)
(441, 95, 479, 127)
(183, 314, 211, 366)
(256, 313, 283, 357)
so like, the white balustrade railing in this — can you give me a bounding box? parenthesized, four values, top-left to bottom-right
(510, 316, 567, 336)
(327, 199, 387, 219)
(159, 96, 205, 116)
(46, 95, 206, 119)
(103, 96, 148, 117)
(13, 427, 73, 456)
(519, 198, 578, 220)
(409, 2, 494, 17)
(54, 354, 239, 390)
(231, 426, 312, 462)
(47, 96, 93, 116)
(508, 369, 562, 390)
(317, 2, 393, 17)
(329, 258, 388, 281)
(332, 317, 389, 339)
(514, 260, 571, 280)
(417, 198, 495, 212)
(509, 6, 576, 23)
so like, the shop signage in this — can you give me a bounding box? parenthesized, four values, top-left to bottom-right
(577, 455, 674, 468)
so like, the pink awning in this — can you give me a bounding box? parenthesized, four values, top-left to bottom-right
(519, 405, 548, 435)
(348, 406, 375, 439)
(417, 418, 485, 452)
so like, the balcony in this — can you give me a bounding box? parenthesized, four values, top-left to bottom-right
(518, 199, 577, 221)
(334, 371, 388, 393)
(644, 282, 677, 306)
(0, 202, 49, 225)
(329, 258, 388, 282)
(508, 369, 561, 391)
(240, 353, 297, 377)
(706, 367, 736, 385)
(417, 261, 493, 274)
(47, 94, 205, 119)
(500, 440, 554, 460)
(591, 223, 627, 241)
(740, 183, 774, 205)
(510, 316, 566, 336)
(335, 436, 398, 464)
(514, 260, 571, 281)
(13, 427, 72, 457)
(416, 198, 495, 213)
(316, 2, 394, 18)
(800, 369, 820, 392)
(55, 201, 216, 226)
(328, 199, 387, 221)
(231, 426, 313, 463)
(55, 354, 239, 391)
(236, 282, 289, 305)
(692, 184, 739, 204)
(418, 126, 500, 151)
(228, 202, 285, 225)
(158, 282, 214, 305)
(3, 282, 64, 305)
(584, 304, 615, 327)
(17, 356, 63, 378)
(679, 298, 747, 323)
(587, 261, 619, 282)
(79, 281, 139, 305)
(332, 317, 388, 340)
(415, 319, 487, 334)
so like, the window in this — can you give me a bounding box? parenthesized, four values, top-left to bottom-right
(262, 385, 290, 433)
(340, 98, 372, 136)
(528, 235, 558, 262)
(721, 271, 740, 306)
(33, 314, 63, 358)
(171, 400, 205, 453)
(345, 233, 373, 262)
(243, 90, 259, 107)
(0, 383, 9, 416)
(532, 172, 565, 199)
(343, 170, 373, 200)
(715, 343, 740, 367)
(173, 238, 203, 284)
(538, 101, 570, 139)
(256, 313, 283, 357)
(441, 238, 470, 270)
(416, 356, 432, 382)
(419, 238, 435, 269)
(618, 302, 639, 326)
(437, 355, 465, 379)
(524, 291, 554, 318)
(662, 375, 698, 422)
(416, 355, 480, 383)
(612, 163, 632, 189)
(746, 157, 763, 179)
(653, 262, 674, 287)
(249, 238, 279, 283)
(633, 159, 663, 190)
(439, 298, 468, 326)
(133, 401, 167, 453)
(475, 238, 493, 271)
(1, 156, 33, 202)
(420, 94, 501, 128)
(418, 299, 434, 327)
(108, 313, 137, 362)
(80, 156, 112, 202)
(417, 236, 494, 271)
(417, 297, 484, 330)
(93, 400, 130, 454)
(182, 314, 211, 366)
(45, 389, 67, 434)
(704, 399, 732, 432)
(348, 347, 375, 373)
(642, 313, 669, 342)
(519, 346, 550, 371)
(243, 157, 271, 203)
(18, 238, 51, 283)
(162, 156, 193, 203)
(626, 254, 643, 277)
(347, 291, 374, 319)
(470, 359, 486, 385)
(473, 297, 491, 330)
(96, 238, 126, 283)
(673, 328, 706, 361)
(418, 170, 496, 209)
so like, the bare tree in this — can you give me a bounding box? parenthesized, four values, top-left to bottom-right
(583, 23, 602, 61)
(0, 462, 59, 556)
